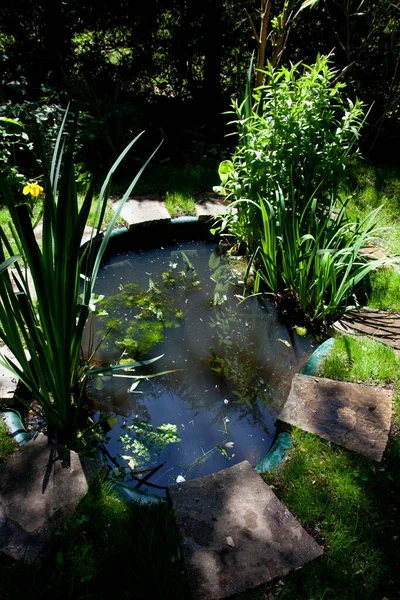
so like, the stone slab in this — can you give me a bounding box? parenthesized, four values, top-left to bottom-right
(333, 308, 400, 350)
(0, 346, 22, 405)
(0, 434, 106, 562)
(168, 460, 322, 600)
(277, 373, 393, 462)
(110, 194, 171, 228)
(195, 193, 227, 221)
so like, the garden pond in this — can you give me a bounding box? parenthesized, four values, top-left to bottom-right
(89, 240, 317, 495)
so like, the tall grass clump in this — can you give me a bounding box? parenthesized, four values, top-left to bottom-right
(214, 56, 387, 327)
(0, 109, 160, 445)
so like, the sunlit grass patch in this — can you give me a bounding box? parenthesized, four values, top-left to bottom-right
(319, 335, 400, 385)
(367, 268, 400, 311)
(164, 191, 196, 217)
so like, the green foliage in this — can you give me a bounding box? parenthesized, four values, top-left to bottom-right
(251, 190, 387, 326)
(215, 56, 365, 224)
(0, 116, 33, 188)
(0, 419, 16, 459)
(0, 109, 159, 443)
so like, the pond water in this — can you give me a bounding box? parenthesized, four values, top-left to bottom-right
(90, 240, 317, 495)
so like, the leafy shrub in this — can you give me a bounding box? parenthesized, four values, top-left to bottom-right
(215, 55, 365, 245)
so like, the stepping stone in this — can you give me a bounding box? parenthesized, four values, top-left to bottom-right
(0, 434, 106, 562)
(110, 194, 171, 229)
(334, 308, 400, 350)
(277, 374, 393, 462)
(195, 192, 227, 221)
(168, 460, 322, 600)
(0, 346, 23, 406)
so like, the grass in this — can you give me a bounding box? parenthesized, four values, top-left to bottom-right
(164, 191, 196, 218)
(366, 268, 400, 311)
(345, 159, 400, 257)
(243, 335, 400, 600)
(0, 478, 189, 600)
(0, 418, 16, 459)
(318, 334, 400, 384)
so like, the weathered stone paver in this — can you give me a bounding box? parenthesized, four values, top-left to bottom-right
(195, 192, 227, 221)
(168, 460, 323, 600)
(333, 308, 400, 350)
(277, 373, 393, 462)
(0, 346, 23, 406)
(110, 194, 171, 228)
(0, 434, 106, 562)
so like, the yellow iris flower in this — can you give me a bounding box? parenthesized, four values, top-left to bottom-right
(22, 182, 44, 198)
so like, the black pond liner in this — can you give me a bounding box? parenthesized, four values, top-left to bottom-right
(89, 218, 320, 499)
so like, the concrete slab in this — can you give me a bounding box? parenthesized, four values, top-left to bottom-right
(110, 194, 171, 229)
(168, 460, 322, 600)
(195, 192, 227, 221)
(333, 308, 400, 350)
(277, 374, 393, 462)
(0, 434, 106, 562)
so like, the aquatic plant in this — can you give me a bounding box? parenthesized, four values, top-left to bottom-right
(119, 419, 181, 468)
(100, 280, 184, 360)
(99, 252, 199, 360)
(0, 108, 160, 444)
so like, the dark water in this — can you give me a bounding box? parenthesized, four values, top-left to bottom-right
(91, 240, 316, 494)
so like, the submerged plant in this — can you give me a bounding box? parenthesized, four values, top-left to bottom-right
(99, 280, 184, 360)
(98, 251, 199, 360)
(0, 108, 161, 444)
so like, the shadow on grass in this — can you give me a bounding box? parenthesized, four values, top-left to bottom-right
(0, 479, 190, 600)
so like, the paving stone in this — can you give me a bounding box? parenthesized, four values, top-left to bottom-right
(0, 434, 106, 562)
(277, 373, 393, 462)
(195, 192, 227, 221)
(168, 460, 323, 600)
(110, 194, 171, 228)
(0, 346, 22, 406)
(333, 308, 400, 350)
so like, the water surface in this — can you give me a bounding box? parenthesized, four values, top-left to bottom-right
(91, 240, 316, 493)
